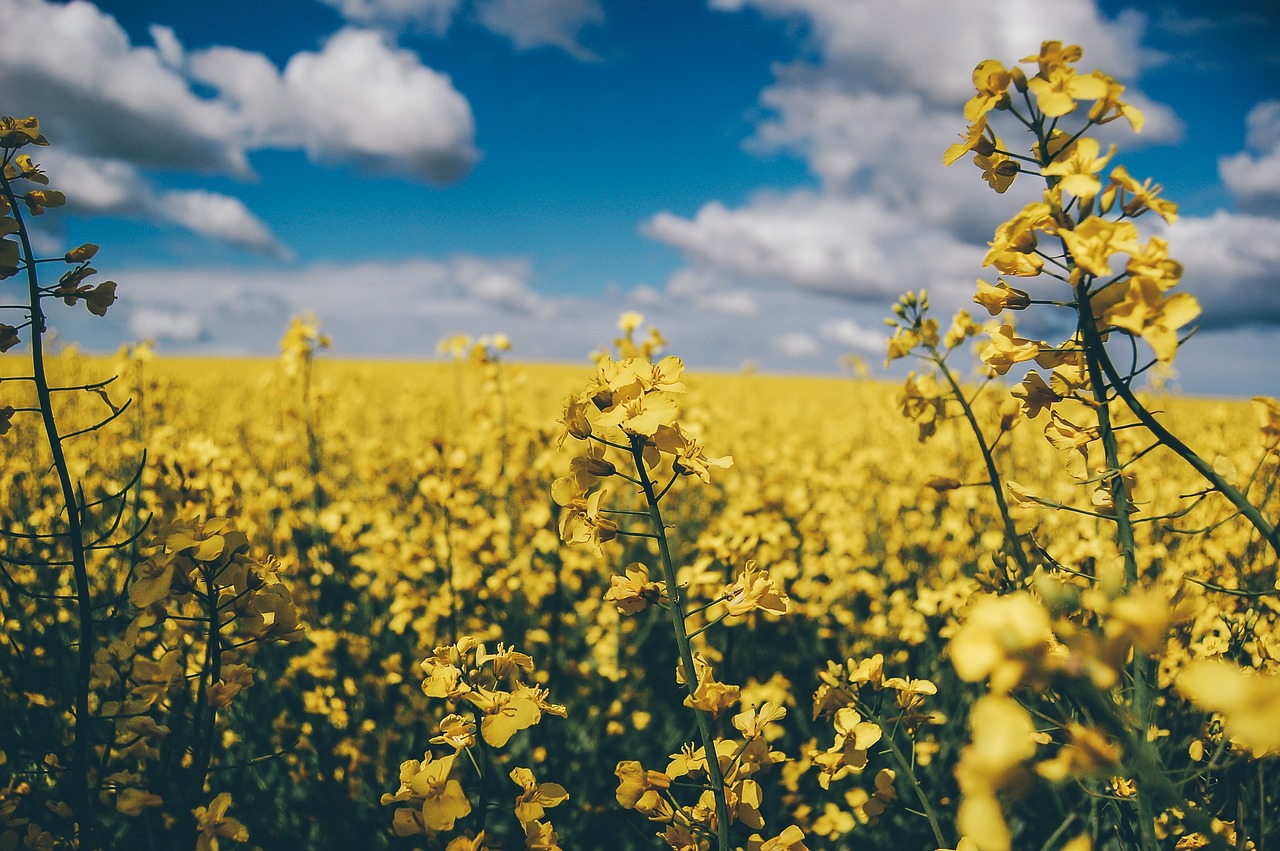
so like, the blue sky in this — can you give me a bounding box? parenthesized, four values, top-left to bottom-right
(4, 0, 1280, 395)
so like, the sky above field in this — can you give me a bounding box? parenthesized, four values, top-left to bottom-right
(4, 0, 1280, 396)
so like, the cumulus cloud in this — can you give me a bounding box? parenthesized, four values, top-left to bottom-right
(129, 307, 204, 343)
(774, 331, 820, 358)
(37, 149, 290, 257)
(0, 0, 248, 174)
(156, 191, 292, 259)
(475, 0, 605, 59)
(646, 0, 1180, 327)
(1172, 211, 1280, 326)
(1219, 100, 1280, 216)
(819, 318, 885, 352)
(711, 0, 1156, 105)
(0, 0, 480, 259)
(646, 193, 982, 304)
(316, 0, 460, 33)
(188, 27, 478, 183)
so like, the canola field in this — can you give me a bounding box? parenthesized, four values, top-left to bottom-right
(5, 40, 1280, 851)
(2, 336, 1276, 851)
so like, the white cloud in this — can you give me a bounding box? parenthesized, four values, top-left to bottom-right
(654, 0, 1181, 322)
(475, 0, 605, 59)
(36, 149, 291, 257)
(774, 331, 820, 358)
(157, 190, 293, 259)
(1172, 211, 1280, 326)
(0, 0, 248, 174)
(1219, 100, 1280, 216)
(645, 192, 982, 304)
(129, 307, 204, 342)
(316, 0, 460, 33)
(711, 0, 1155, 104)
(188, 28, 478, 183)
(819, 318, 884, 352)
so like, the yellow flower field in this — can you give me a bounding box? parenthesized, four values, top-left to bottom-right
(3, 339, 1276, 850)
(4, 41, 1280, 851)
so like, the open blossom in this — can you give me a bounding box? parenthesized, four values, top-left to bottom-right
(605, 562, 668, 615)
(723, 560, 790, 618)
(980, 325, 1042, 376)
(1041, 137, 1114, 201)
(964, 60, 1012, 121)
(1059, 216, 1139, 278)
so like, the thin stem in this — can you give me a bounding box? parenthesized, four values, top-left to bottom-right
(628, 435, 731, 850)
(2, 166, 98, 851)
(928, 343, 1032, 576)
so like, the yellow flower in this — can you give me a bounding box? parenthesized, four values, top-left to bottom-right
(1097, 277, 1200, 364)
(723, 560, 790, 617)
(1027, 66, 1108, 117)
(555, 393, 593, 444)
(430, 714, 477, 750)
(1022, 41, 1084, 78)
(554, 487, 618, 554)
(1087, 73, 1145, 131)
(604, 562, 667, 615)
(980, 325, 1041, 376)
(1177, 660, 1280, 757)
(595, 386, 680, 437)
(1059, 216, 1139, 278)
(614, 760, 673, 809)
(678, 654, 741, 717)
(973, 279, 1031, 316)
(974, 146, 1019, 193)
(950, 593, 1054, 692)
(115, 788, 164, 817)
(0, 116, 50, 148)
(1101, 165, 1177, 223)
(406, 753, 472, 831)
(732, 701, 788, 740)
(509, 767, 569, 827)
(193, 792, 249, 851)
(1253, 396, 1280, 450)
(812, 705, 882, 788)
(955, 696, 1038, 851)
(747, 825, 809, 851)
(983, 202, 1055, 276)
(944, 310, 982, 349)
(464, 685, 542, 747)
(944, 117, 997, 167)
(964, 60, 1013, 122)
(653, 423, 733, 483)
(1040, 137, 1114, 201)
(1124, 236, 1182, 290)
(1011, 371, 1061, 419)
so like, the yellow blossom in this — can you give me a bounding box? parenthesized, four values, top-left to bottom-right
(193, 792, 250, 851)
(1059, 216, 1139, 278)
(724, 560, 790, 617)
(980, 325, 1041, 376)
(1177, 661, 1280, 757)
(1041, 137, 1114, 201)
(964, 60, 1012, 122)
(509, 767, 569, 827)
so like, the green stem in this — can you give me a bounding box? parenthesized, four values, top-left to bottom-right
(929, 345, 1032, 576)
(1093, 339, 1278, 557)
(2, 167, 98, 851)
(864, 702, 947, 848)
(628, 435, 731, 850)
(1077, 282, 1158, 851)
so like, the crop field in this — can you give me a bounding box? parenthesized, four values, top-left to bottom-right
(4, 40, 1280, 851)
(3, 338, 1278, 851)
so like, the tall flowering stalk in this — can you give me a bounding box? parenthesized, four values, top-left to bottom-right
(554, 315, 802, 851)
(884, 42, 1280, 851)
